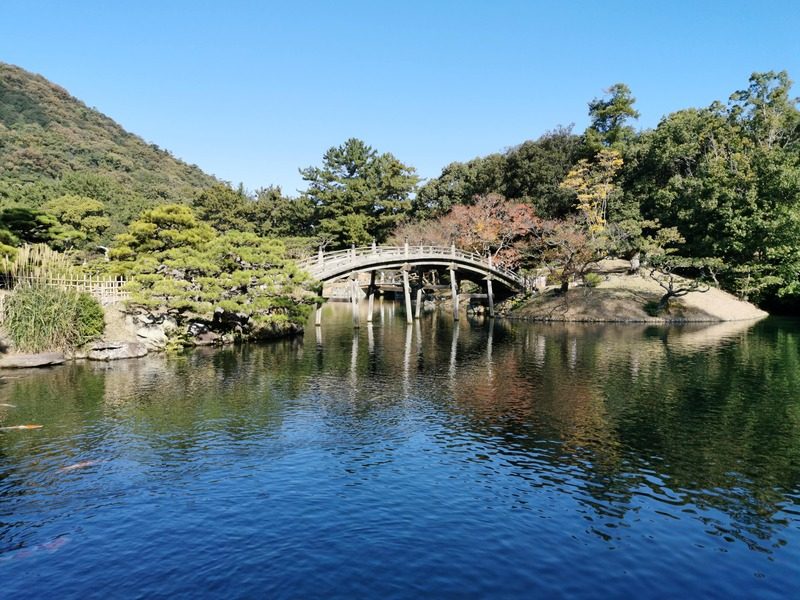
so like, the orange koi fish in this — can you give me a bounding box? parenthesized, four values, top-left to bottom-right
(0, 535, 70, 562)
(0, 424, 43, 431)
(0, 403, 15, 408)
(59, 460, 101, 472)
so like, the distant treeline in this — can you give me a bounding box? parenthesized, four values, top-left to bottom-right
(1, 62, 799, 311)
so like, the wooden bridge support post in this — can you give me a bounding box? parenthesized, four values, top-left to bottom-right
(351, 277, 360, 328)
(449, 268, 459, 321)
(402, 269, 413, 325)
(415, 288, 423, 319)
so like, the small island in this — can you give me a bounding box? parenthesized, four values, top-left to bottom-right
(506, 259, 767, 322)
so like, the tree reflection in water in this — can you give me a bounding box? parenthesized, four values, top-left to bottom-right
(0, 305, 797, 558)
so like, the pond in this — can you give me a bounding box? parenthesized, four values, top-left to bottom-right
(1, 303, 799, 598)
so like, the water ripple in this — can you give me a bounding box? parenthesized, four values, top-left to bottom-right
(0, 310, 798, 598)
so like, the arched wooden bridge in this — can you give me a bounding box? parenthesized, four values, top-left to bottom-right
(298, 244, 534, 325)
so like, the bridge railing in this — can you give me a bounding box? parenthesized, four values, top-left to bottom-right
(297, 245, 527, 289)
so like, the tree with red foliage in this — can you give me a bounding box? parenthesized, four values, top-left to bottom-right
(392, 193, 537, 267)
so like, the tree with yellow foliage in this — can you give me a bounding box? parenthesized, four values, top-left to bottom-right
(559, 149, 623, 237)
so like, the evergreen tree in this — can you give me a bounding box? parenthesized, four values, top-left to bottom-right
(300, 138, 418, 247)
(586, 83, 640, 151)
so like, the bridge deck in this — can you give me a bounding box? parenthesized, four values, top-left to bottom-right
(298, 245, 530, 293)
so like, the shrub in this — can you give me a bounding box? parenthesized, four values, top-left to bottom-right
(4, 284, 105, 352)
(644, 300, 662, 317)
(583, 272, 603, 288)
(75, 292, 106, 342)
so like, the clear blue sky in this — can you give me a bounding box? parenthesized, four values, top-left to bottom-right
(2, 1, 798, 195)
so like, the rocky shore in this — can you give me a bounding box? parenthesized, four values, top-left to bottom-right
(0, 301, 304, 368)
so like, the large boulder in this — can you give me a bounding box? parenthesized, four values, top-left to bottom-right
(136, 326, 168, 350)
(0, 352, 66, 368)
(249, 321, 302, 341)
(122, 314, 178, 351)
(88, 342, 148, 361)
(192, 331, 222, 346)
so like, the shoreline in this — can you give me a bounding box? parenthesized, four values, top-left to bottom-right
(501, 314, 768, 324)
(0, 276, 771, 368)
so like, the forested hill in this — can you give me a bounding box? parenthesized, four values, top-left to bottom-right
(0, 62, 218, 221)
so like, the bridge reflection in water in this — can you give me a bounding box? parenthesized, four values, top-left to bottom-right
(298, 243, 535, 326)
(314, 301, 500, 400)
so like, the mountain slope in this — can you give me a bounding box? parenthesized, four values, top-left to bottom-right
(0, 62, 218, 222)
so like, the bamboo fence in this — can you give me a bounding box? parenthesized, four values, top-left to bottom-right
(2, 273, 130, 303)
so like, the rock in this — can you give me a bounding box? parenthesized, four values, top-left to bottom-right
(250, 322, 301, 340)
(0, 352, 66, 368)
(66, 347, 90, 360)
(88, 342, 148, 361)
(188, 321, 209, 336)
(192, 331, 221, 346)
(136, 326, 168, 350)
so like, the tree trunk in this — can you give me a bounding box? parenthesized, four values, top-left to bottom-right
(658, 293, 672, 311)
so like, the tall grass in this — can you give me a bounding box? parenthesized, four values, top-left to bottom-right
(2, 243, 75, 281)
(4, 284, 105, 353)
(1, 244, 106, 352)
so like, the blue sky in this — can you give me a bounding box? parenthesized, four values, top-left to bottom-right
(2, 1, 798, 195)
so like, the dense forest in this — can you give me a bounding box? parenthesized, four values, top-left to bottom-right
(1, 62, 799, 319)
(400, 74, 800, 313)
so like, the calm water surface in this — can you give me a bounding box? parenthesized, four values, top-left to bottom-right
(1, 303, 799, 598)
